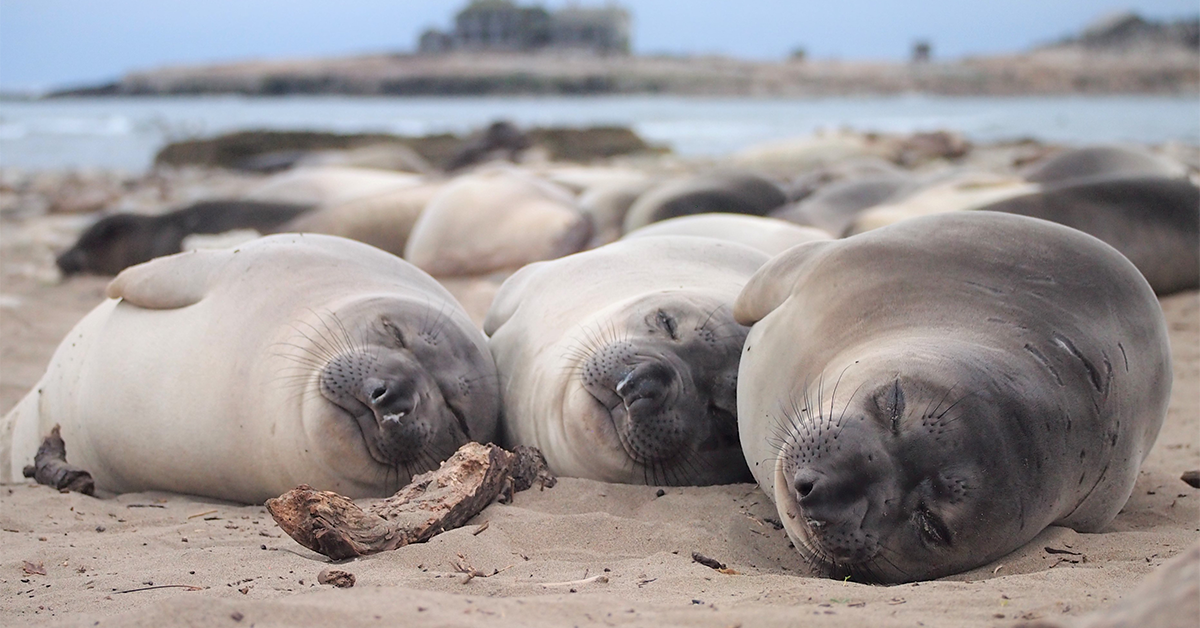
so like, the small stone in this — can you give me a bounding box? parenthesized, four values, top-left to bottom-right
(317, 568, 356, 588)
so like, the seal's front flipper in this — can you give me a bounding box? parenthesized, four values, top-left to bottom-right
(105, 248, 226, 309)
(734, 240, 832, 326)
(482, 259, 550, 336)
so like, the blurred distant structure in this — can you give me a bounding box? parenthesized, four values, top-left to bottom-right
(911, 40, 932, 63)
(1045, 11, 1199, 52)
(418, 0, 631, 55)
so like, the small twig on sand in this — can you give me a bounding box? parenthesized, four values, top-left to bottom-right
(539, 574, 609, 588)
(472, 521, 490, 536)
(187, 509, 218, 519)
(114, 584, 203, 594)
(453, 557, 513, 584)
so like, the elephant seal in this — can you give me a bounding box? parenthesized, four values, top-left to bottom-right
(622, 172, 787, 233)
(578, 176, 658, 247)
(484, 236, 769, 486)
(845, 172, 1035, 235)
(4, 234, 500, 504)
(978, 176, 1200, 295)
(771, 173, 911, 236)
(244, 166, 422, 207)
(1023, 145, 1188, 185)
(404, 167, 592, 277)
(281, 181, 445, 256)
(55, 200, 314, 276)
(622, 213, 832, 256)
(444, 120, 531, 172)
(735, 212, 1170, 583)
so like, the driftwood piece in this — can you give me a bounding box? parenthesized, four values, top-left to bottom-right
(509, 445, 558, 492)
(22, 425, 95, 495)
(266, 442, 517, 560)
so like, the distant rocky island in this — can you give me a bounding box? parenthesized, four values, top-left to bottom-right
(50, 8, 1199, 98)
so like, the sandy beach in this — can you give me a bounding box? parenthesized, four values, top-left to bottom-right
(0, 155, 1197, 627)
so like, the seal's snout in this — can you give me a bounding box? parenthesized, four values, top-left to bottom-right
(616, 361, 673, 410)
(363, 376, 418, 420)
(56, 250, 85, 276)
(788, 464, 879, 562)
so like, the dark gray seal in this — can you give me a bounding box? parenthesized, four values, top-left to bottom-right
(1022, 145, 1187, 185)
(771, 173, 911, 236)
(979, 176, 1200, 295)
(56, 200, 313, 276)
(735, 212, 1171, 583)
(484, 236, 769, 486)
(622, 172, 787, 232)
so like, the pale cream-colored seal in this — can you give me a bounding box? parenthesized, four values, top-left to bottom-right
(485, 236, 768, 486)
(404, 167, 592, 277)
(281, 181, 445, 257)
(2, 234, 499, 504)
(622, 213, 832, 256)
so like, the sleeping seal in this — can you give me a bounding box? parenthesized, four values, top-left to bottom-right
(403, 167, 592, 277)
(1022, 144, 1188, 184)
(622, 173, 787, 233)
(978, 176, 1200, 295)
(3, 234, 500, 504)
(735, 212, 1170, 583)
(484, 236, 768, 486)
(621, 213, 832, 256)
(55, 200, 313, 276)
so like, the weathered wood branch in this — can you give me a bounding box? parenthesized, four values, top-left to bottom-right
(266, 442, 548, 560)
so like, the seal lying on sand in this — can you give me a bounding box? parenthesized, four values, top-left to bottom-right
(484, 236, 768, 486)
(281, 181, 445, 257)
(404, 167, 592, 277)
(4, 234, 500, 504)
(770, 173, 911, 236)
(622, 213, 831, 256)
(735, 212, 1170, 583)
(55, 200, 313, 276)
(1022, 144, 1188, 184)
(979, 176, 1200, 296)
(622, 172, 787, 232)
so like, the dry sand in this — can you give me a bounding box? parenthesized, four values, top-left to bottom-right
(1, 176, 1197, 628)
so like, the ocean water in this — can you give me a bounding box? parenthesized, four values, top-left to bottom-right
(0, 94, 1197, 172)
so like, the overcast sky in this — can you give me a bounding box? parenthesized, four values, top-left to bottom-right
(1, 0, 1196, 92)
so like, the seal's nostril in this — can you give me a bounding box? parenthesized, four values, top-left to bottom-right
(615, 362, 672, 404)
(794, 469, 821, 501)
(370, 386, 388, 403)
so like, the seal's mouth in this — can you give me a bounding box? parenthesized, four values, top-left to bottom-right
(773, 455, 866, 580)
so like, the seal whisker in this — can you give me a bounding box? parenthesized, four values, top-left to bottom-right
(280, 325, 342, 364)
(934, 387, 987, 423)
(301, 307, 353, 358)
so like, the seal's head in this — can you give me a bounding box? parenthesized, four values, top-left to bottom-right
(295, 296, 498, 489)
(771, 350, 1037, 584)
(566, 292, 752, 486)
(57, 214, 182, 276)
